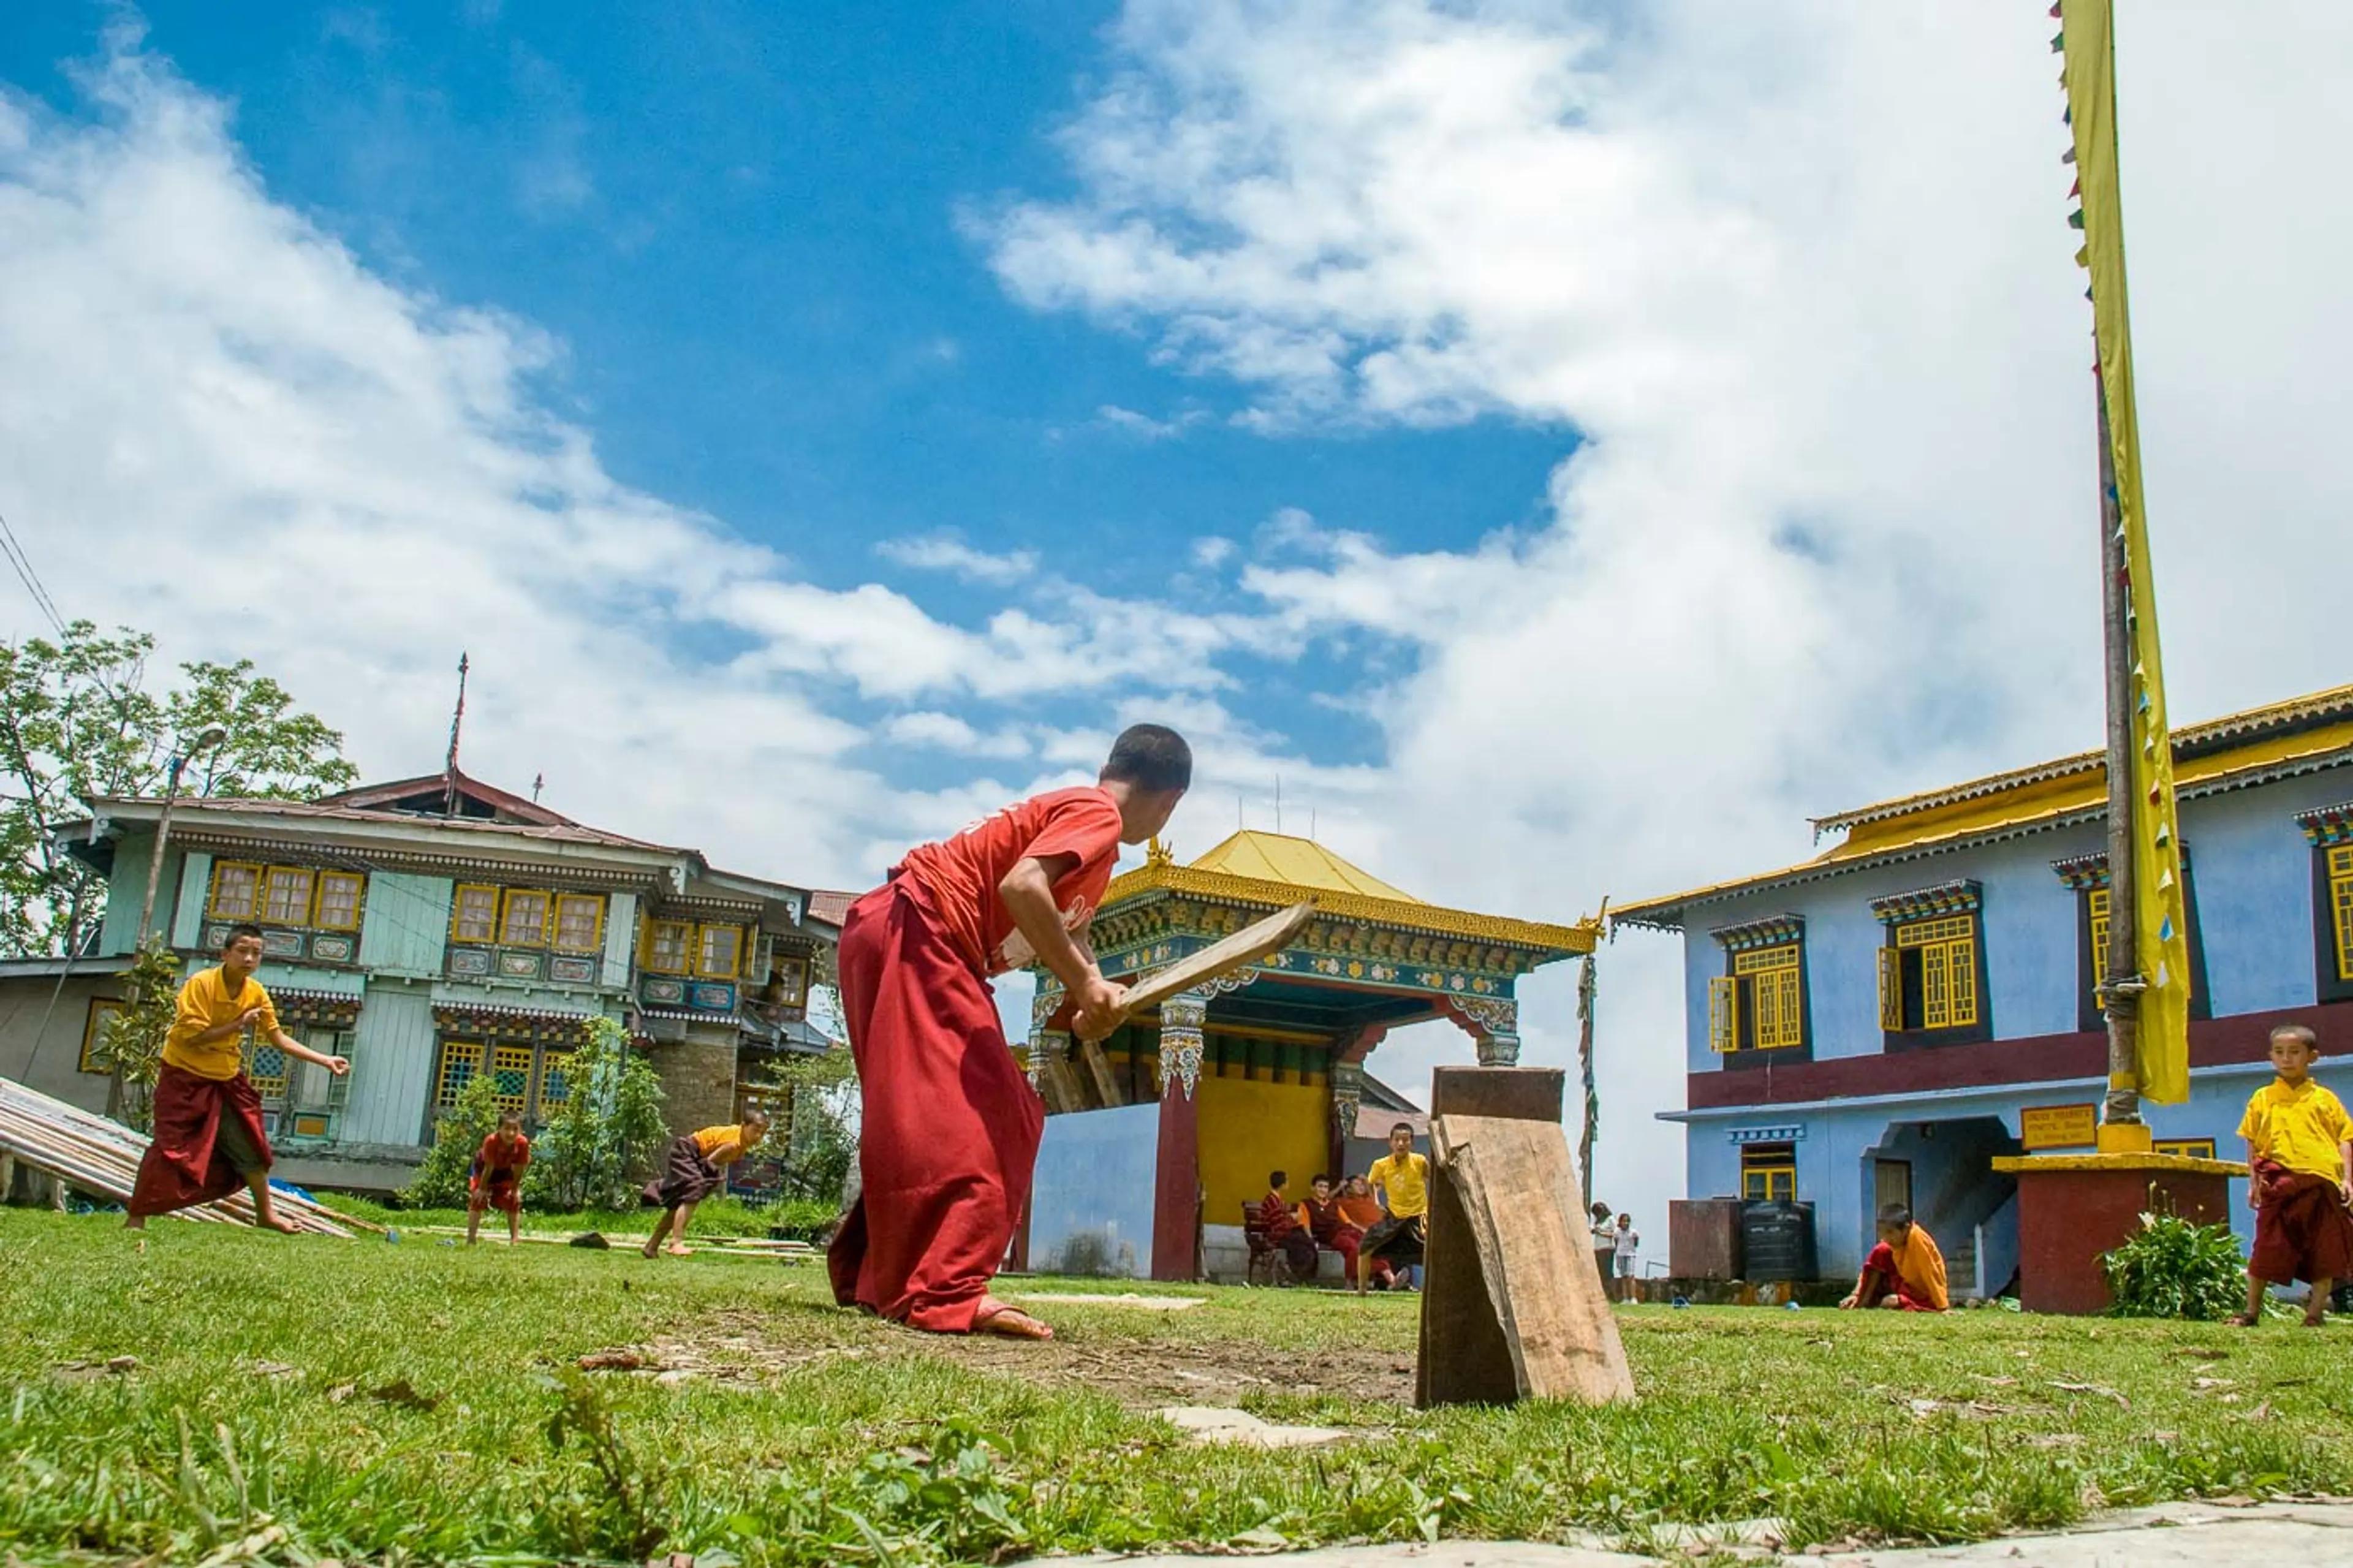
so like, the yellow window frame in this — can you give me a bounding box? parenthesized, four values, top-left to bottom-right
(1892, 916, 1980, 1030)
(1707, 975, 1737, 1053)
(696, 923, 743, 980)
(537, 1051, 575, 1113)
(259, 865, 316, 927)
(488, 1044, 534, 1116)
(2088, 887, 2112, 990)
(552, 893, 605, 953)
(450, 884, 499, 944)
(314, 870, 367, 932)
(1733, 945, 1804, 1050)
(2329, 845, 2353, 983)
(434, 1040, 485, 1109)
(499, 888, 552, 947)
(243, 1037, 291, 1101)
(208, 861, 262, 921)
(1740, 1159, 1796, 1202)
(641, 918, 694, 975)
(2154, 1137, 2216, 1161)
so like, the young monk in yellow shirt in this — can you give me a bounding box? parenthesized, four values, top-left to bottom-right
(1360, 1123, 1428, 1293)
(2230, 1025, 2353, 1328)
(640, 1110, 768, 1257)
(127, 924, 348, 1232)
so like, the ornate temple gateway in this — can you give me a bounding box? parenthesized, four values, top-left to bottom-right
(1023, 830, 1598, 1281)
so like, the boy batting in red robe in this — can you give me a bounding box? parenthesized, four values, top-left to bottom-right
(127, 923, 349, 1232)
(828, 724, 1189, 1339)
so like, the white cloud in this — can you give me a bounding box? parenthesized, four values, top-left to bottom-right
(878, 711, 1033, 760)
(0, 39, 1321, 898)
(982, 0, 2353, 1238)
(1094, 403, 1208, 440)
(874, 532, 1040, 585)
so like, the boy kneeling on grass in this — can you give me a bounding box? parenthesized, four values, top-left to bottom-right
(2230, 1023, 2353, 1328)
(641, 1110, 768, 1258)
(466, 1112, 531, 1246)
(1840, 1203, 1948, 1312)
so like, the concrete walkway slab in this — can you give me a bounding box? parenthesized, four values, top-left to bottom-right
(1813, 1499, 2353, 1565)
(1057, 1499, 2353, 1566)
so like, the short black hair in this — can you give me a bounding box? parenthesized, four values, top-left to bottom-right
(1877, 1203, 1912, 1229)
(496, 1110, 523, 1128)
(1268, 1169, 1288, 1189)
(222, 923, 265, 952)
(2272, 1023, 2320, 1053)
(1311, 1173, 1333, 1187)
(1390, 1121, 1414, 1137)
(1101, 724, 1192, 792)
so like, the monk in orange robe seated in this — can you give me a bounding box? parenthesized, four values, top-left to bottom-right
(1840, 1203, 1949, 1312)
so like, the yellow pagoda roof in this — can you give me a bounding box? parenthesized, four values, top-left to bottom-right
(1185, 830, 1425, 902)
(1614, 681, 2353, 930)
(1104, 829, 1597, 955)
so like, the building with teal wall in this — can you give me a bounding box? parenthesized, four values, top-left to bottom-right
(2, 770, 834, 1193)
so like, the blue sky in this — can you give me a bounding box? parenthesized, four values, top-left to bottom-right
(5, 2, 2347, 1235)
(1, 1, 1570, 783)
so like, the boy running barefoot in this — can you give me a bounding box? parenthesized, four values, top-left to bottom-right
(127, 924, 348, 1233)
(828, 724, 1189, 1340)
(466, 1112, 532, 1246)
(642, 1110, 769, 1257)
(2230, 1025, 2353, 1327)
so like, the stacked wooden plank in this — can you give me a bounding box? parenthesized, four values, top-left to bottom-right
(0, 1076, 362, 1237)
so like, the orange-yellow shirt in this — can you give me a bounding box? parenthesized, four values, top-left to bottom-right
(691, 1124, 762, 1167)
(1890, 1225, 1949, 1312)
(1368, 1152, 1429, 1221)
(2239, 1078, 2352, 1182)
(161, 967, 279, 1082)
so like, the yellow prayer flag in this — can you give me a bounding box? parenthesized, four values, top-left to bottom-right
(2059, 0, 2191, 1103)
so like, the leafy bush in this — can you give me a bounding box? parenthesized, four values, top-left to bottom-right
(2101, 1210, 2246, 1320)
(400, 1072, 503, 1210)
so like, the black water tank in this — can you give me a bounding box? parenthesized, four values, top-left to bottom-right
(1740, 1200, 1818, 1282)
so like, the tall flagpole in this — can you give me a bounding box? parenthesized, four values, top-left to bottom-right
(2094, 378, 2141, 1129)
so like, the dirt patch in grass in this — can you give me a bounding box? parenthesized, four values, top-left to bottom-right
(640, 1306, 1416, 1408)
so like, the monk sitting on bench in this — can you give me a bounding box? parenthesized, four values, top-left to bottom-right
(1840, 1203, 1949, 1312)
(1258, 1170, 1317, 1284)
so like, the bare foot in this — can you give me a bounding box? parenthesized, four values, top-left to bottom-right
(260, 1213, 301, 1235)
(972, 1298, 1053, 1340)
(124, 1216, 147, 1232)
(640, 1240, 661, 1259)
(664, 1244, 694, 1257)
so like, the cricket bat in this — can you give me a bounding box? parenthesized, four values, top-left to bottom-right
(1057, 900, 1317, 1040)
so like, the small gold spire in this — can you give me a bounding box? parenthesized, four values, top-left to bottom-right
(1146, 836, 1174, 866)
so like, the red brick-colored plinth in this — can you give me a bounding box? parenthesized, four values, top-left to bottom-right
(1993, 1154, 2241, 1315)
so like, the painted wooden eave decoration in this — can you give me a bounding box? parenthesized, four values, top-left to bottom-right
(1102, 830, 1600, 960)
(1613, 681, 2353, 933)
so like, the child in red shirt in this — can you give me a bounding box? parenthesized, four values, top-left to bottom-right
(827, 724, 1189, 1340)
(466, 1112, 531, 1246)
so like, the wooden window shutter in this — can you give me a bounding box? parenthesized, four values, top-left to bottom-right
(1877, 948, 1903, 1031)
(1707, 976, 1738, 1054)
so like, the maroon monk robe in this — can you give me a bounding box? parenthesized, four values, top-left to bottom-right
(127, 1064, 275, 1218)
(827, 877, 1044, 1332)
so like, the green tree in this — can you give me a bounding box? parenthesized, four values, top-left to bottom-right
(754, 1043, 859, 1205)
(0, 622, 360, 958)
(94, 942, 184, 1132)
(525, 1018, 669, 1212)
(403, 1074, 506, 1210)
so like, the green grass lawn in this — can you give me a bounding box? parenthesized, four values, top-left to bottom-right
(1, 1209, 2347, 1566)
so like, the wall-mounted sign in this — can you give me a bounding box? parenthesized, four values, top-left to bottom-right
(2020, 1102, 2099, 1151)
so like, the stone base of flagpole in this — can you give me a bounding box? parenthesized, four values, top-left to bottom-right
(1990, 1153, 2245, 1315)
